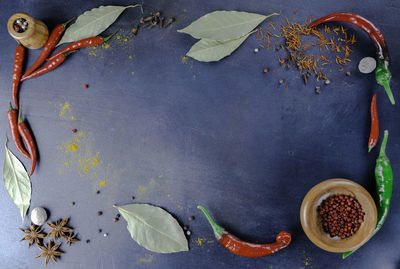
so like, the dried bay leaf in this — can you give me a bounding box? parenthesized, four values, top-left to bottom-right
(186, 32, 252, 62)
(178, 11, 279, 41)
(2, 139, 31, 220)
(114, 204, 188, 253)
(58, 5, 140, 46)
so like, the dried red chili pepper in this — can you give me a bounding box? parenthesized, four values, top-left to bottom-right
(368, 94, 379, 152)
(17, 113, 37, 176)
(7, 103, 30, 159)
(12, 43, 25, 109)
(198, 206, 291, 257)
(20, 51, 75, 82)
(21, 17, 74, 79)
(46, 29, 119, 62)
(309, 13, 394, 105)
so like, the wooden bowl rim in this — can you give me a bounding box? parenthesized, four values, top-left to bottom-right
(300, 178, 377, 253)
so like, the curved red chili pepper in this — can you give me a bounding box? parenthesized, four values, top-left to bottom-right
(309, 12, 388, 62)
(198, 206, 291, 257)
(17, 115, 37, 176)
(20, 51, 74, 82)
(368, 94, 379, 152)
(309, 13, 394, 105)
(12, 44, 25, 109)
(22, 17, 74, 79)
(7, 103, 30, 159)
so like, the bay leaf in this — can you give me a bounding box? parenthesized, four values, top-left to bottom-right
(114, 204, 188, 253)
(186, 32, 252, 62)
(2, 139, 31, 220)
(178, 11, 279, 40)
(57, 5, 139, 46)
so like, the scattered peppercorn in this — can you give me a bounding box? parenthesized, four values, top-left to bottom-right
(113, 218, 119, 222)
(263, 68, 269, 73)
(103, 233, 108, 237)
(72, 129, 77, 133)
(98, 229, 102, 233)
(346, 71, 351, 76)
(183, 226, 188, 231)
(116, 214, 121, 218)
(186, 230, 191, 236)
(318, 194, 365, 239)
(315, 86, 321, 94)
(188, 216, 195, 221)
(96, 190, 100, 194)
(97, 211, 103, 216)
(279, 79, 284, 84)
(86, 239, 90, 243)
(325, 79, 331, 85)
(70, 202, 75, 206)
(83, 84, 89, 89)
(131, 196, 135, 200)
(254, 48, 259, 53)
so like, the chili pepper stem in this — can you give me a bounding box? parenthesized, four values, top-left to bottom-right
(368, 145, 374, 152)
(62, 17, 75, 28)
(103, 27, 121, 43)
(18, 106, 22, 123)
(382, 82, 395, 105)
(197, 206, 224, 238)
(379, 130, 389, 157)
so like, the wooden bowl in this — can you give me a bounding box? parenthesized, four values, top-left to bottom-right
(300, 178, 377, 253)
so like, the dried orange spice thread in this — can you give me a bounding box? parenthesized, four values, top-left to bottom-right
(257, 16, 357, 85)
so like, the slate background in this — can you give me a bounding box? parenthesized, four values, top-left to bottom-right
(0, 0, 399, 268)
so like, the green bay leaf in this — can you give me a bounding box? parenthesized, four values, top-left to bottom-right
(186, 32, 252, 62)
(114, 204, 188, 253)
(178, 11, 279, 40)
(57, 5, 139, 46)
(3, 139, 31, 220)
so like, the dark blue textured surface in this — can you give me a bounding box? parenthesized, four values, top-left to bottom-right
(0, 0, 399, 268)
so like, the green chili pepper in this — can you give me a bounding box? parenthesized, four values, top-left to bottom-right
(343, 130, 393, 259)
(375, 59, 394, 105)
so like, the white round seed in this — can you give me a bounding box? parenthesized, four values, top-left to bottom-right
(358, 57, 376, 74)
(31, 207, 48, 226)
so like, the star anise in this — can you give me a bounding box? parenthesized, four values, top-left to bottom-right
(19, 222, 46, 247)
(36, 240, 63, 266)
(64, 232, 80, 246)
(47, 217, 72, 241)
